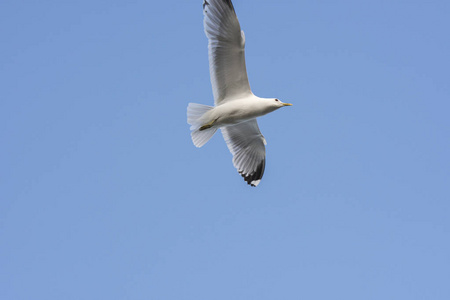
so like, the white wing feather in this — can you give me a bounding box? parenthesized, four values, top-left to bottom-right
(221, 120, 266, 186)
(203, 0, 252, 104)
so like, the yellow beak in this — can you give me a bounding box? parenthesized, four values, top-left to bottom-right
(282, 103, 293, 106)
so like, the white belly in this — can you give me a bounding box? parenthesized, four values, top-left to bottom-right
(207, 98, 275, 127)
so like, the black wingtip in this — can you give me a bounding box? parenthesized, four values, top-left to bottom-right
(223, 0, 235, 11)
(203, 0, 235, 12)
(240, 159, 266, 187)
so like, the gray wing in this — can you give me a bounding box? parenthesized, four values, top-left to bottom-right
(203, 0, 252, 104)
(221, 119, 266, 187)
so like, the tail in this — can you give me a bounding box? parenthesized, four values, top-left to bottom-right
(187, 103, 217, 148)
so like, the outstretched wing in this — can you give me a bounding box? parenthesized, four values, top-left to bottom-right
(203, 0, 252, 104)
(221, 120, 266, 187)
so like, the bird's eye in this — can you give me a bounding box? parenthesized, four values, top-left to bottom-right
(275, 99, 279, 102)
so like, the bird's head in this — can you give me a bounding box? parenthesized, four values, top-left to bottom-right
(259, 97, 293, 115)
(272, 98, 293, 109)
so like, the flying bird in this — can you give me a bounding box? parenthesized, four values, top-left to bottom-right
(187, 0, 292, 187)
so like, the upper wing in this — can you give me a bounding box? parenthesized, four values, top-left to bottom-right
(203, 0, 252, 105)
(221, 119, 266, 187)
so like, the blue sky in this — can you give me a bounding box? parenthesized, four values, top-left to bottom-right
(1, 0, 449, 299)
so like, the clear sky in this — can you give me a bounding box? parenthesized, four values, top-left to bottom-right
(1, 0, 449, 299)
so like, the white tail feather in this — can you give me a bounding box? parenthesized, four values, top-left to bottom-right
(187, 103, 217, 147)
(191, 127, 218, 148)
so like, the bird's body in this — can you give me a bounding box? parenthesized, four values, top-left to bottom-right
(187, 0, 292, 187)
(196, 96, 282, 128)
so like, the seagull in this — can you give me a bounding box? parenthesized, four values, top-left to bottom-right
(187, 0, 292, 187)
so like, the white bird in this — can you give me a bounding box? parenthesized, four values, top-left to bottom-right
(187, 0, 292, 187)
